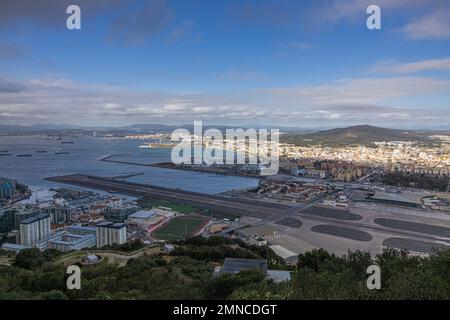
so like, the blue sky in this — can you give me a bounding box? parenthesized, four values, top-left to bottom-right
(0, 0, 450, 128)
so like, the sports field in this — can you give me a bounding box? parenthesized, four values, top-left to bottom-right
(152, 216, 207, 240)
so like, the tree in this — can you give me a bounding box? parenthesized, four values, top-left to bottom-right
(40, 290, 68, 300)
(13, 248, 45, 270)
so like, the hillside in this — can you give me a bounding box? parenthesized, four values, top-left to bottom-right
(281, 125, 439, 147)
(1, 238, 450, 300)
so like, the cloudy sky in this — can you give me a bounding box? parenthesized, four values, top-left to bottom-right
(0, 0, 449, 128)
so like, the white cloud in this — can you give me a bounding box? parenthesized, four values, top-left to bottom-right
(1, 75, 450, 126)
(401, 10, 450, 39)
(261, 77, 450, 105)
(371, 57, 450, 74)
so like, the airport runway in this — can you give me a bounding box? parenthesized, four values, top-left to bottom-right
(45, 174, 291, 219)
(47, 174, 450, 254)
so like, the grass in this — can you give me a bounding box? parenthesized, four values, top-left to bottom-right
(199, 210, 240, 221)
(138, 198, 197, 214)
(153, 216, 206, 241)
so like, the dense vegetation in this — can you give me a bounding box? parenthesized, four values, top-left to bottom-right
(383, 173, 449, 191)
(0, 237, 449, 300)
(281, 125, 439, 147)
(102, 239, 146, 252)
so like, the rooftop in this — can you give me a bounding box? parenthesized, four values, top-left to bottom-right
(110, 223, 126, 229)
(21, 213, 50, 225)
(128, 210, 156, 220)
(267, 270, 292, 283)
(269, 245, 298, 260)
(370, 191, 428, 206)
(221, 258, 268, 275)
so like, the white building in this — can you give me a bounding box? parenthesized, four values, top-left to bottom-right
(48, 225, 96, 252)
(20, 213, 51, 247)
(96, 222, 126, 248)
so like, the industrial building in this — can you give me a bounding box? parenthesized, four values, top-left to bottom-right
(127, 208, 175, 229)
(368, 191, 426, 208)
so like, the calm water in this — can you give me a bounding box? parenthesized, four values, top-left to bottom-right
(0, 136, 258, 200)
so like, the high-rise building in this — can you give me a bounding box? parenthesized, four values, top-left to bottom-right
(105, 206, 137, 222)
(96, 222, 126, 248)
(96, 222, 110, 248)
(40, 204, 70, 225)
(0, 178, 16, 200)
(20, 213, 51, 247)
(14, 205, 40, 229)
(0, 207, 16, 233)
(109, 223, 127, 245)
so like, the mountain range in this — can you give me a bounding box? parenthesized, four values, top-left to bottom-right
(281, 125, 446, 147)
(0, 123, 448, 147)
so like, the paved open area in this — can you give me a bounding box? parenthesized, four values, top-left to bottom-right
(277, 217, 303, 228)
(374, 218, 450, 238)
(301, 206, 363, 221)
(311, 225, 373, 242)
(383, 238, 445, 255)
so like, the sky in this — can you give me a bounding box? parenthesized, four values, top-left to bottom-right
(0, 0, 449, 128)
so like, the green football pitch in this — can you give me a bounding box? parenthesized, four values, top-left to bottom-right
(153, 216, 206, 240)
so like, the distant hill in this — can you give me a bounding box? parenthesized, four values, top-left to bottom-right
(0, 123, 447, 145)
(0, 123, 311, 136)
(281, 125, 440, 147)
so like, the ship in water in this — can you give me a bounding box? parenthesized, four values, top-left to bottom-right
(61, 141, 74, 144)
(17, 154, 32, 157)
(36, 150, 47, 153)
(0, 154, 12, 156)
(55, 151, 69, 155)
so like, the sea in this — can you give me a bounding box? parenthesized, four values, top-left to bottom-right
(0, 136, 259, 202)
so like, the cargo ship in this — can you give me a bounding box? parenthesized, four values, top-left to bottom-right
(55, 151, 69, 155)
(17, 154, 32, 157)
(61, 141, 74, 144)
(36, 150, 47, 153)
